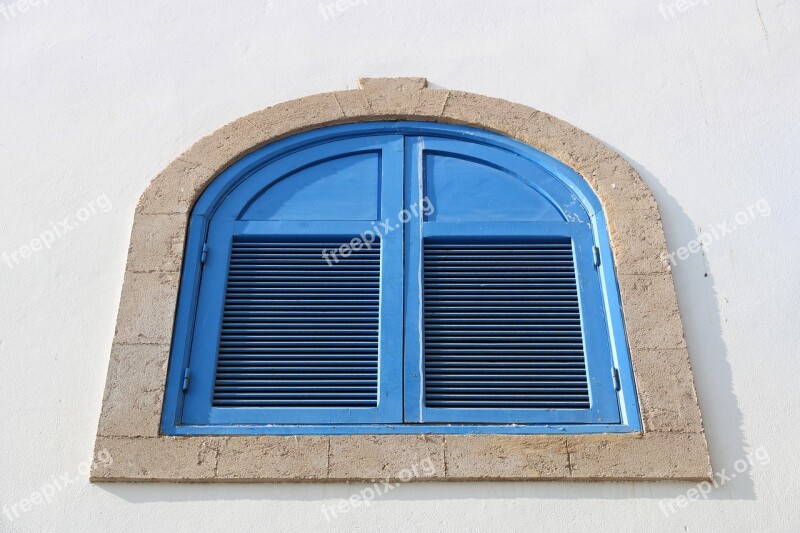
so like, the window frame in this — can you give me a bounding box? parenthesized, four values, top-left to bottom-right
(161, 121, 641, 435)
(93, 78, 710, 483)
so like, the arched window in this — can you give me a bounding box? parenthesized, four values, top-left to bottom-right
(162, 122, 638, 434)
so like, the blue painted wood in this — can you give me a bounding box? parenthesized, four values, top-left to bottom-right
(403, 137, 425, 422)
(418, 232, 620, 424)
(212, 236, 382, 415)
(160, 214, 208, 432)
(190, 122, 606, 218)
(162, 121, 641, 435)
(241, 152, 380, 221)
(168, 423, 639, 435)
(410, 225, 618, 423)
(403, 135, 618, 425)
(180, 136, 405, 425)
(423, 148, 569, 223)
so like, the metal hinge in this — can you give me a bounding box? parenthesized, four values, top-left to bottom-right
(182, 368, 191, 391)
(593, 246, 601, 267)
(612, 367, 621, 391)
(200, 243, 209, 264)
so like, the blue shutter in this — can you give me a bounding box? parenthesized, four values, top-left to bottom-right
(422, 238, 591, 410)
(180, 136, 405, 425)
(162, 122, 638, 434)
(403, 136, 621, 424)
(212, 236, 382, 408)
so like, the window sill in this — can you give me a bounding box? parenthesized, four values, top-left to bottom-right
(91, 432, 710, 482)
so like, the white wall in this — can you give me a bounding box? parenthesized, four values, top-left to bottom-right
(1, 0, 798, 531)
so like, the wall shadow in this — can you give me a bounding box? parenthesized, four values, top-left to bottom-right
(612, 148, 753, 501)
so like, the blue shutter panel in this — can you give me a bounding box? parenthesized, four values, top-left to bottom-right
(404, 136, 622, 425)
(422, 238, 591, 410)
(213, 236, 381, 408)
(180, 135, 405, 426)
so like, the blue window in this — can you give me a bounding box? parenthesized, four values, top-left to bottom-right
(162, 122, 640, 435)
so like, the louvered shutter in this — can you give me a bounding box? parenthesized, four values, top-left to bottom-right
(212, 237, 382, 409)
(168, 124, 630, 432)
(402, 136, 621, 424)
(181, 136, 404, 425)
(422, 238, 591, 410)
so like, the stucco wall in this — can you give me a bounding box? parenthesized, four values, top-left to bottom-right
(1, 0, 797, 531)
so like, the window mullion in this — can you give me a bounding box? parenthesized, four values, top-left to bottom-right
(375, 135, 406, 423)
(402, 136, 426, 422)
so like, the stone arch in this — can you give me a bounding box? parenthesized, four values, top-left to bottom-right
(93, 78, 709, 482)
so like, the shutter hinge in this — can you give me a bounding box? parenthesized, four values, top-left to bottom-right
(182, 368, 191, 392)
(592, 246, 601, 267)
(200, 243, 209, 264)
(612, 367, 621, 391)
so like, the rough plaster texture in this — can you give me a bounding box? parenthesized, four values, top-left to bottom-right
(3, 1, 797, 530)
(91, 77, 709, 482)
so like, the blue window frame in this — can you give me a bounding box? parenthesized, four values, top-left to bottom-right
(162, 122, 641, 435)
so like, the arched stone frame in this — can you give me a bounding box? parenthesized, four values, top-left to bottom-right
(91, 78, 710, 482)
